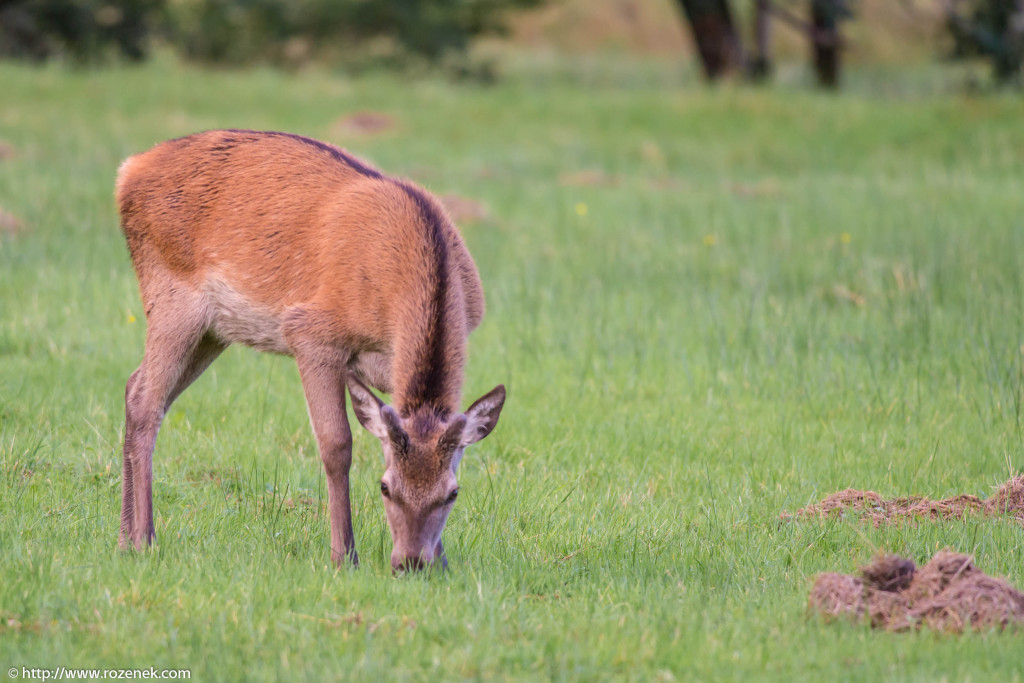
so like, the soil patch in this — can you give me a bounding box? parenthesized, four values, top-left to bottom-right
(809, 551, 1024, 632)
(729, 179, 782, 198)
(332, 111, 398, 136)
(786, 475, 1024, 526)
(0, 208, 24, 236)
(440, 194, 489, 224)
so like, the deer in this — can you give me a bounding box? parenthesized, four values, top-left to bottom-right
(115, 129, 505, 572)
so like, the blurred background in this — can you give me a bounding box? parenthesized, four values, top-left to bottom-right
(0, 0, 1021, 89)
(3, 2, 1024, 678)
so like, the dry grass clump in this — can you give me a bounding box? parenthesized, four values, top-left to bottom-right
(809, 551, 1024, 632)
(0, 208, 24, 236)
(788, 475, 1024, 527)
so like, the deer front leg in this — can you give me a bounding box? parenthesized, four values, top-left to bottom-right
(294, 348, 358, 567)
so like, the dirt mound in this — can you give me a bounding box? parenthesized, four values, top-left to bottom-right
(0, 208, 24, 236)
(439, 194, 489, 224)
(984, 475, 1024, 522)
(332, 111, 397, 137)
(787, 475, 1024, 526)
(809, 551, 1024, 632)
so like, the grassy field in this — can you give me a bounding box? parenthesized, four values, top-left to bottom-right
(1, 57, 1023, 680)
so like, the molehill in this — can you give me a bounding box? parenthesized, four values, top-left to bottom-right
(809, 551, 1024, 632)
(787, 474, 1024, 526)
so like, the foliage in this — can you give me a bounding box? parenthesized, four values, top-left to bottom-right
(2, 59, 1024, 679)
(809, 0, 857, 23)
(0, 0, 162, 62)
(0, 0, 545, 66)
(945, 0, 1024, 82)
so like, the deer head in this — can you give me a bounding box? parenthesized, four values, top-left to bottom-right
(347, 377, 505, 572)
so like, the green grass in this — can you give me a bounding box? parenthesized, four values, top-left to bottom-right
(2, 56, 1023, 680)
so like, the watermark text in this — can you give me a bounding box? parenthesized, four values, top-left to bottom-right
(9, 667, 190, 680)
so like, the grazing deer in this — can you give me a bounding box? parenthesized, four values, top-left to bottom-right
(115, 129, 505, 571)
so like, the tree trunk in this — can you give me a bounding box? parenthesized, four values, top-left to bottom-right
(811, 0, 840, 88)
(675, 0, 743, 80)
(749, 0, 772, 80)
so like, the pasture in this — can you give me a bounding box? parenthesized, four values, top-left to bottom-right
(1, 58, 1023, 679)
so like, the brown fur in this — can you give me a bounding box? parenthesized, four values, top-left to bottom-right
(115, 130, 496, 568)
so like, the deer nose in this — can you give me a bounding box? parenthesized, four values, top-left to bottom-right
(391, 554, 426, 573)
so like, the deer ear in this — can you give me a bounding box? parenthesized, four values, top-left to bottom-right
(461, 385, 506, 446)
(347, 375, 387, 440)
(347, 376, 410, 453)
(438, 415, 468, 457)
(381, 405, 410, 455)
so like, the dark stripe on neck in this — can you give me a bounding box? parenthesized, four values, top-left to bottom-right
(220, 129, 384, 179)
(397, 183, 451, 416)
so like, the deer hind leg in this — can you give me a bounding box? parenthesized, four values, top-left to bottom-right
(292, 345, 357, 567)
(119, 289, 219, 550)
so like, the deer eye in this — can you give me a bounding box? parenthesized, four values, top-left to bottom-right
(446, 488, 459, 505)
(380, 481, 390, 498)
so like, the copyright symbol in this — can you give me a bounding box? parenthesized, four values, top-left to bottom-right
(8, 668, 17, 678)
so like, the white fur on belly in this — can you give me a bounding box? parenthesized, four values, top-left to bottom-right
(203, 277, 289, 353)
(349, 351, 394, 393)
